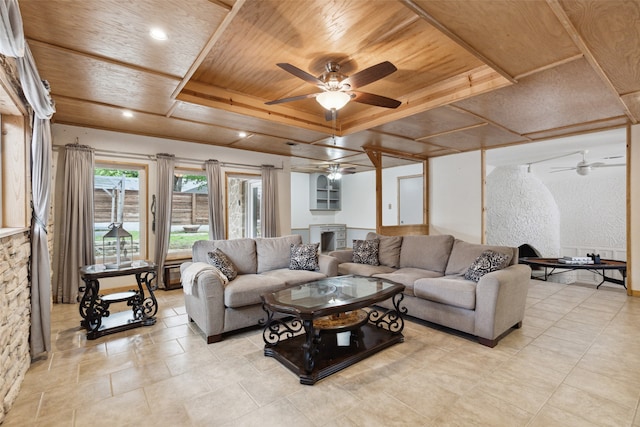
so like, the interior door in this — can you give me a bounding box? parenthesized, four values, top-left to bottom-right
(398, 175, 423, 225)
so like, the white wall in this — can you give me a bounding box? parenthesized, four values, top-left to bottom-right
(52, 124, 292, 289)
(429, 151, 483, 243)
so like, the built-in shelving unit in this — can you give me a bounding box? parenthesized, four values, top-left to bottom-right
(309, 224, 347, 253)
(309, 173, 341, 211)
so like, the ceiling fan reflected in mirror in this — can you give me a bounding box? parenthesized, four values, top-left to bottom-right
(265, 61, 401, 119)
(550, 150, 626, 176)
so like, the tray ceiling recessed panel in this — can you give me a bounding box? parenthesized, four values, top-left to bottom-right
(561, 0, 640, 95)
(412, 0, 581, 78)
(21, 0, 228, 77)
(452, 59, 627, 136)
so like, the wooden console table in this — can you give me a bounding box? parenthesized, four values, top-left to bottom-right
(519, 257, 627, 289)
(79, 262, 158, 339)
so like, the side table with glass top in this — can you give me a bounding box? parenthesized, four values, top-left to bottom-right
(79, 261, 158, 340)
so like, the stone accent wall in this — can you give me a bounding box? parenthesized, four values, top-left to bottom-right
(0, 231, 32, 423)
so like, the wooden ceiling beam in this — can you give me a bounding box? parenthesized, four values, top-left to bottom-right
(342, 66, 511, 135)
(27, 38, 181, 81)
(400, 0, 517, 84)
(171, 0, 246, 99)
(416, 122, 488, 141)
(546, 0, 637, 124)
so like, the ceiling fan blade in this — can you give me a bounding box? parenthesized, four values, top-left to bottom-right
(265, 92, 319, 105)
(342, 61, 397, 89)
(594, 163, 626, 168)
(587, 162, 606, 168)
(352, 91, 401, 108)
(276, 63, 324, 86)
(550, 168, 577, 173)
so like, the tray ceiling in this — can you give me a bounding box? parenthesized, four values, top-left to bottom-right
(18, 0, 638, 173)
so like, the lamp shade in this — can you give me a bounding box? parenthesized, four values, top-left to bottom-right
(316, 91, 351, 110)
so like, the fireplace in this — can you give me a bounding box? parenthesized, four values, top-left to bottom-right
(321, 231, 336, 252)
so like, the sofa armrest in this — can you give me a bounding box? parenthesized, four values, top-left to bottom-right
(181, 263, 227, 340)
(328, 249, 353, 264)
(318, 254, 338, 277)
(474, 264, 531, 341)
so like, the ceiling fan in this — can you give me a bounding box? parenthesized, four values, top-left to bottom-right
(550, 150, 625, 176)
(265, 61, 401, 120)
(326, 163, 356, 180)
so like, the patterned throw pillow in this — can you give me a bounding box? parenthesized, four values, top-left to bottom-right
(289, 243, 320, 271)
(207, 248, 238, 281)
(464, 250, 510, 282)
(352, 239, 380, 265)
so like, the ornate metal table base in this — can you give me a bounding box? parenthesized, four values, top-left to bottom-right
(79, 263, 158, 340)
(262, 292, 405, 385)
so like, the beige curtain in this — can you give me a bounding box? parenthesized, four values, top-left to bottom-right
(154, 154, 175, 288)
(261, 165, 277, 238)
(1, 0, 56, 356)
(55, 144, 95, 304)
(205, 159, 225, 240)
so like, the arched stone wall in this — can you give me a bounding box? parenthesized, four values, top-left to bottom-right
(487, 166, 560, 257)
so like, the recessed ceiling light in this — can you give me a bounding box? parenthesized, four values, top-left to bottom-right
(150, 28, 167, 41)
(122, 110, 133, 118)
(238, 131, 247, 138)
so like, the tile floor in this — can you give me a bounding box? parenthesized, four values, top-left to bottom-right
(4, 280, 640, 426)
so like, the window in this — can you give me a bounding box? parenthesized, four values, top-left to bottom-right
(1, 114, 29, 232)
(94, 164, 147, 263)
(168, 169, 209, 258)
(227, 173, 261, 240)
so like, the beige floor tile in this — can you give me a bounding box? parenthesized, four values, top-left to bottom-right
(343, 390, 428, 426)
(184, 383, 258, 426)
(528, 404, 601, 427)
(563, 365, 640, 410)
(111, 359, 173, 396)
(547, 384, 635, 427)
(287, 383, 361, 425)
(434, 386, 533, 426)
(225, 397, 313, 427)
(6, 284, 640, 427)
(143, 370, 212, 407)
(74, 388, 151, 426)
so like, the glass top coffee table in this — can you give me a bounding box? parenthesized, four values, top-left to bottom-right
(261, 275, 406, 385)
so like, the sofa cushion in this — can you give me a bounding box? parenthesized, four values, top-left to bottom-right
(289, 243, 319, 271)
(256, 235, 303, 273)
(193, 239, 257, 274)
(413, 277, 477, 310)
(445, 240, 515, 276)
(353, 239, 380, 265)
(207, 248, 238, 281)
(366, 232, 403, 268)
(464, 250, 511, 282)
(262, 268, 326, 287)
(224, 274, 286, 308)
(374, 268, 443, 297)
(338, 262, 395, 276)
(399, 235, 454, 273)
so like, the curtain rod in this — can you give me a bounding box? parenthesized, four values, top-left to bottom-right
(53, 146, 283, 170)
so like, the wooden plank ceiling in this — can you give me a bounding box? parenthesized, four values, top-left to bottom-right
(18, 0, 638, 173)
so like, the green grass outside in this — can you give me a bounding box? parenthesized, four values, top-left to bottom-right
(94, 229, 208, 251)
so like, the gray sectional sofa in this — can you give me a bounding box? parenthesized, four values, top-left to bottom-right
(329, 233, 531, 347)
(181, 235, 338, 343)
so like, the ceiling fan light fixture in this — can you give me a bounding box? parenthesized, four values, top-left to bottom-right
(316, 91, 351, 111)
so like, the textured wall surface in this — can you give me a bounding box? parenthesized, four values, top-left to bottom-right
(487, 166, 561, 257)
(544, 169, 626, 251)
(0, 231, 31, 423)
